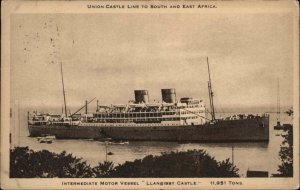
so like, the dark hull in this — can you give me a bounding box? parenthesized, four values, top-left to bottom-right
(28, 117, 269, 142)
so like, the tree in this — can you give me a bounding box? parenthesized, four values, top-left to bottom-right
(10, 147, 93, 178)
(272, 108, 293, 177)
(105, 150, 239, 178)
(11, 147, 239, 178)
(93, 161, 114, 177)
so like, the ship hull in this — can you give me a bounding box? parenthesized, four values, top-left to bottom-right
(28, 117, 269, 142)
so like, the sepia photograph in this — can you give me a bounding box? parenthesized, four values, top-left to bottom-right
(1, 0, 299, 189)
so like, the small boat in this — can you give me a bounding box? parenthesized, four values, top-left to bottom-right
(37, 135, 55, 140)
(274, 121, 284, 130)
(37, 135, 55, 144)
(274, 123, 293, 131)
(83, 138, 94, 141)
(44, 135, 56, 139)
(94, 137, 112, 142)
(39, 138, 52, 144)
(107, 151, 114, 155)
(108, 140, 129, 145)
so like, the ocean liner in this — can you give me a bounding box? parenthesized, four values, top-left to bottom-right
(27, 58, 269, 142)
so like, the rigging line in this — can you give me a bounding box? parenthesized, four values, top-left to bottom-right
(182, 108, 210, 121)
(70, 97, 96, 117)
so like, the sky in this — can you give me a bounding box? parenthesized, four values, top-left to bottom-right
(10, 12, 294, 112)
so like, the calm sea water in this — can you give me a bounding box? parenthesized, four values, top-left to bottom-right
(10, 107, 292, 177)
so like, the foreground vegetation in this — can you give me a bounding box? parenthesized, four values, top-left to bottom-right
(272, 108, 293, 177)
(272, 125, 293, 177)
(10, 147, 239, 178)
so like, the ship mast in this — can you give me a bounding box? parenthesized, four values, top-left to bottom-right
(60, 62, 68, 117)
(276, 79, 280, 123)
(207, 57, 216, 121)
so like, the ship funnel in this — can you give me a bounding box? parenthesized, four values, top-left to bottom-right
(134, 90, 149, 103)
(161, 88, 176, 103)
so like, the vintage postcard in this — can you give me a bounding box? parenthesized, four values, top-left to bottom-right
(1, 0, 299, 189)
